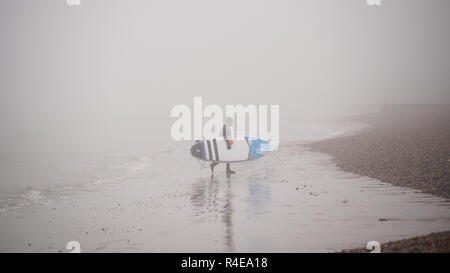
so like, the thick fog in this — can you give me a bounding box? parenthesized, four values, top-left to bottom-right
(1, 0, 449, 154)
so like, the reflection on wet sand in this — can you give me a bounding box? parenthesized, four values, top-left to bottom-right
(247, 176, 271, 218)
(191, 176, 236, 251)
(190, 172, 273, 252)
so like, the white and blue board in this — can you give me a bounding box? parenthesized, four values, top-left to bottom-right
(189, 137, 271, 163)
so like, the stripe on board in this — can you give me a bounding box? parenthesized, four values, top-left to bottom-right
(207, 140, 213, 161)
(213, 139, 219, 161)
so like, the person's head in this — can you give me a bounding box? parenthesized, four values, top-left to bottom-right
(226, 116, 233, 126)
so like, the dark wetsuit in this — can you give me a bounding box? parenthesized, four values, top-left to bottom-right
(209, 124, 234, 176)
(222, 125, 232, 150)
(222, 124, 233, 174)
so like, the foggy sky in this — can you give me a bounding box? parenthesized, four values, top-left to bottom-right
(1, 0, 449, 152)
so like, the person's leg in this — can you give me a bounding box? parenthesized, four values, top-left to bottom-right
(226, 163, 235, 175)
(210, 162, 218, 174)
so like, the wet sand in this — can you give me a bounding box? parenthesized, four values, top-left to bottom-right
(309, 107, 450, 252)
(1, 132, 449, 252)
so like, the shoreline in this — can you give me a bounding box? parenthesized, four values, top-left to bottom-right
(308, 107, 450, 252)
(309, 108, 450, 199)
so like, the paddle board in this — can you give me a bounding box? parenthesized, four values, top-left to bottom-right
(189, 137, 271, 163)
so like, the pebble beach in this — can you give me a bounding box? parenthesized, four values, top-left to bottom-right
(309, 106, 450, 252)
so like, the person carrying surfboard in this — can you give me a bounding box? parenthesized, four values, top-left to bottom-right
(210, 116, 236, 176)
